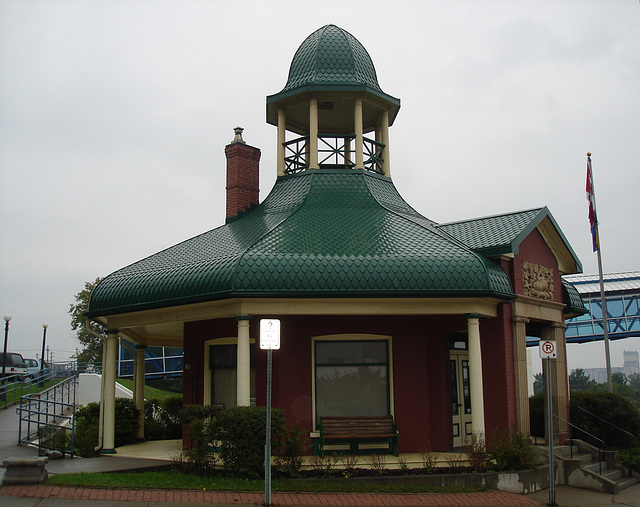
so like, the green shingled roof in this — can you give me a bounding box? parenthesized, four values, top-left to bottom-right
(438, 208, 545, 255)
(87, 170, 514, 317)
(283, 24, 382, 93)
(438, 207, 582, 272)
(267, 24, 400, 108)
(561, 278, 588, 316)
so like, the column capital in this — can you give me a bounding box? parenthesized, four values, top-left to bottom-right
(465, 313, 483, 320)
(135, 344, 147, 350)
(512, 316, 530, 324)
(236, 315, 252, 322)
(549, 322, 567, 330)
(105, 329, 119, 336)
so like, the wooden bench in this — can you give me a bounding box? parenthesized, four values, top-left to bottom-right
(316, 415, 399, 456)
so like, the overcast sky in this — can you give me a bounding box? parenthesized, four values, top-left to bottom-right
(1, 0, 638, 374)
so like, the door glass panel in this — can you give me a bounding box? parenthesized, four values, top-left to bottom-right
(450, 359, 459, 415)
(462, 360, 471, 414)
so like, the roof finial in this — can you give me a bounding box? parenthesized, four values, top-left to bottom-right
(232, 127, 246, 144)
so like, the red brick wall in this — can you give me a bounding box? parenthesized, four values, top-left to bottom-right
(511, 228, 561, 302)
(183, 314, 479, 453)
(225, 142, 260, 220)
(481, 303, 517, 434)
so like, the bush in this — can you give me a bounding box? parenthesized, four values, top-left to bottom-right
(180, 404, 224, 474)
(144, 395, 183, 440)
(463, 432, 490, 472)
(274, 420, 310, 477)
(529, 393, 544, 438)
(215, 406, 286, 478)
(488, 428, 535, 471)
(570, 391, 640, 449)
(73, 398, 140, 457)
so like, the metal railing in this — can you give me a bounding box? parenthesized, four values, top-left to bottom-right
(532, 407, 606, 474)
(283, 135, 385, 175)
(18, 375, 78, 457)
(575, 405, 636, 476)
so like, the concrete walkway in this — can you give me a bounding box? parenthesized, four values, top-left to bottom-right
(2, 403, 640, 506)
(1, 483, 639, 506)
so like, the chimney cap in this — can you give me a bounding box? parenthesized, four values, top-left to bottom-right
(231, 127, 246, 144)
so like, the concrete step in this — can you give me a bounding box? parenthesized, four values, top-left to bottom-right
(615, 475, 639, 492)
(553, 445, 577, 458)
(572, 453, 595, 465)
(582, 460, 605, 473)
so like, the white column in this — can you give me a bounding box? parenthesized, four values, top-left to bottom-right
(354, 98, 364, 170)
(236, 316, 251, 406)
(101, 329, 118, 454)
(134, 345, 146, 441)
(277, 108, 286, 176)
(467, 314, 485, 435)
(380, 109, 390, 177)
(309, 98, 319, 169)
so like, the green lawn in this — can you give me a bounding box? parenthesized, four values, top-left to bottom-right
(116, 378, 181, 402)
(46, 471, 485, 493)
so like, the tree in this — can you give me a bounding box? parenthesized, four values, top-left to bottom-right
(628, 373, 640, 391)
(569, 368, 597, 392)
(533, 372, 544, 395)
(612, 372, 629, 386)
(69, 277, 105, 364)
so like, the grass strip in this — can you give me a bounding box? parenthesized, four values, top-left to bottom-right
(115, 379, 181, 402)
(46, 471, 486, 494)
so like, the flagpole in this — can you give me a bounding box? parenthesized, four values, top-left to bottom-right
(587, 152, 613, 393)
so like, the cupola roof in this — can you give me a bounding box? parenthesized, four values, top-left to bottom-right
(267, 25, 400, 130)
(283, 24, 383, 93)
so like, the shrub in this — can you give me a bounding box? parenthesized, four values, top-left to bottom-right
(464, 432, 490, 472)
(488, 428, 535, 471)
(274, 420, 310, 477)
(73, 398, 140, 457)
(214, 406, 286, 478)
(529, 393, 544, 438)
(144, 395, 183, 440)
(570, 391, 640, 449)
(180, 404, 224, 474)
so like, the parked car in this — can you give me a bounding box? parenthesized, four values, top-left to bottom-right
(0, 352, 28, 377)
(24, 358, 48, 379)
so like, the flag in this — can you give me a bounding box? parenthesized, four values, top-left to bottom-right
(586, 154, 599, 251)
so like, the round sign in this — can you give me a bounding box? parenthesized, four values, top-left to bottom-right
(539, 340, 557, 359)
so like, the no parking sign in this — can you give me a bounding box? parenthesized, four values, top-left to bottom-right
(539, 340, 557, 359)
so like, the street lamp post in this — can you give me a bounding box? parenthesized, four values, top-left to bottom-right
(1, 314, 12, 402)
(40, 324, 48, 386)
(40, 324, 48, 371)
(2, 314, 12, 376)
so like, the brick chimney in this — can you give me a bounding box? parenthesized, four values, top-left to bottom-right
(225, 127, 260, 222)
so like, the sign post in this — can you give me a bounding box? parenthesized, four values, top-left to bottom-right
(260, 319, 280, 507)
(539, 340, 557, 506)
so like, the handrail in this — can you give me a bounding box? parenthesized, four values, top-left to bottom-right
(532, 406, 605, 474)
(576, 405, 635, 440)
(18, 375, 77, 457)
(576, 405, 636, 477)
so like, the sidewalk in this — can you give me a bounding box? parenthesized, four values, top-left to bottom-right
(0, 484, 541, 506)
(1, 483, 639, 506)
(2, 406, 640, 506)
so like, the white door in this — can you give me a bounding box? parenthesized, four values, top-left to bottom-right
(450, 352, 473, 448)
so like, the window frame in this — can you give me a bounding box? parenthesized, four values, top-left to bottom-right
(311, 334, 393, 431)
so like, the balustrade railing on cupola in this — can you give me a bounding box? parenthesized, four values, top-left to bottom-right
(283, 135, 385, 175)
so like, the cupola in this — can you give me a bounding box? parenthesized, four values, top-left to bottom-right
(266, 24, 401, 178)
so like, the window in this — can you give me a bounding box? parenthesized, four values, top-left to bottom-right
(209, 343, 255, 408)
(314, 338, 390, 426)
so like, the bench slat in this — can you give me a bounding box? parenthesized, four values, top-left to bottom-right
(318, 415, 399, 456)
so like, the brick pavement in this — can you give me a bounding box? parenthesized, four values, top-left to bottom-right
(0, 485, 541, 505)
